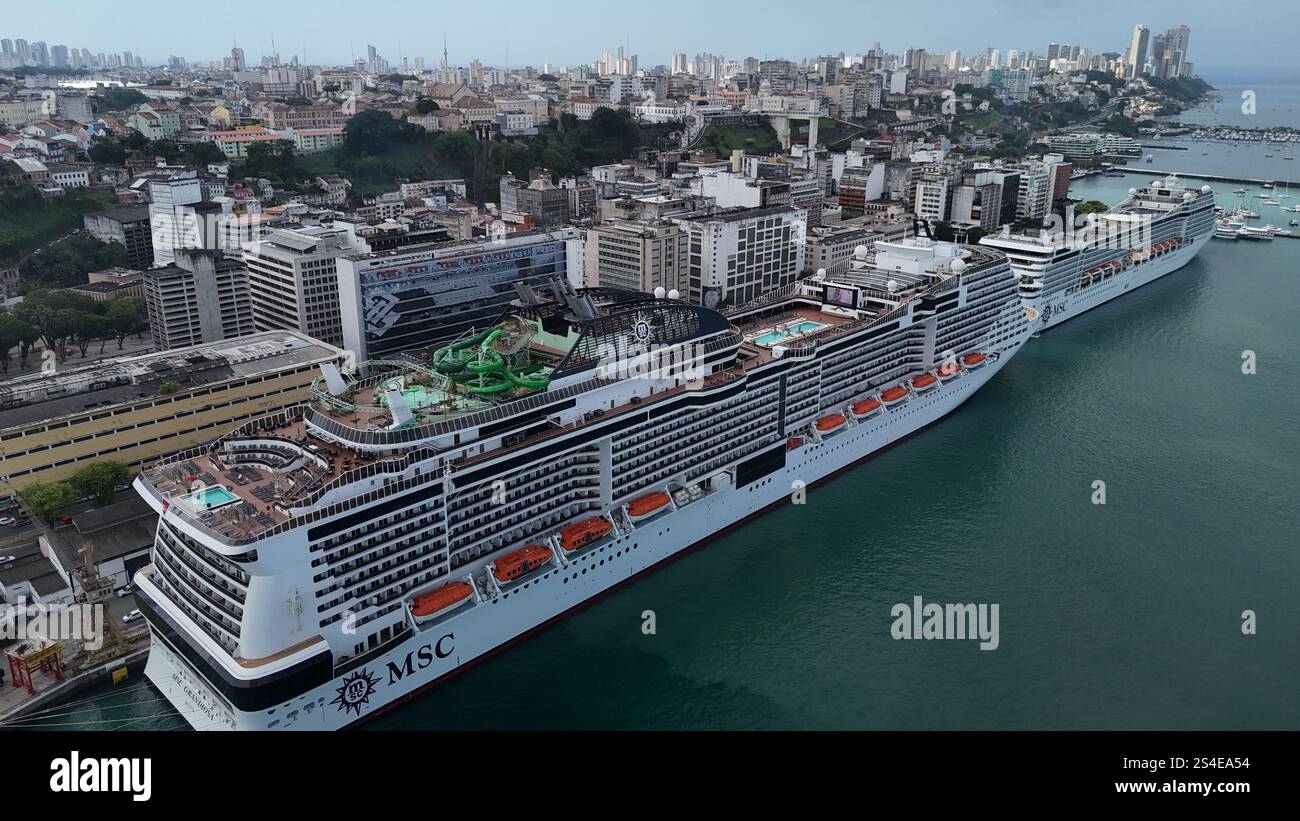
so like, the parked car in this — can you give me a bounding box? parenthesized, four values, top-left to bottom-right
(122, 609, 143, 623)
(0, 517, 15, 527)
(115, 584, 134, 598)
(0, 556, 15, 565)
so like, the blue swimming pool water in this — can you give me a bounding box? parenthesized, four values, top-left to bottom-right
(190, 486, 237, 509)
(753, 320, 826, 346)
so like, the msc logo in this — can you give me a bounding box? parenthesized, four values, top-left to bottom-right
(330, 668, 379, 716)
(386, 634, 455, 684)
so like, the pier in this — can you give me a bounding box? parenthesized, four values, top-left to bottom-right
(1115, 168, 1299, 188)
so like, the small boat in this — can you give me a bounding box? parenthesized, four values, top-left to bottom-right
(410, 581, 474, 623)
(911, 373, 938, 392)
(625, 492, 671, 522)
(936, 361, 961, 380)
(815, 412, 847, 434)
(1290, 219, 1299, 227)
(850, 397, 881, 419)
(493, 544, 553, 583)
(559, 516, 613, 551)
(880, 386, 909, 405)
(960, 352, 986, 369)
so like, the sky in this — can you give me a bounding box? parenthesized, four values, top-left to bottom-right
(3, 0, 1296, 71)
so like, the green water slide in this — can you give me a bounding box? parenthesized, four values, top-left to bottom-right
(435, 325, 552, 393)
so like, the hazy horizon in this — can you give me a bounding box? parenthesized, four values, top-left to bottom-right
(2, 1, 1297, 70)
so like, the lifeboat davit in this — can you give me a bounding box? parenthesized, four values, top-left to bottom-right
(493, 544, 553, 583)
(936, 361, 960, 380)
(961, 352, 986, 369)
(911, 373, 937, 392)
(410, 580, 474, 623)
(559, 516, 613, 552)
(880, 386, 908, 405)
(850, 398, 881, 419)
(625, 491, 670, 522)
(815, 412, 847, 434)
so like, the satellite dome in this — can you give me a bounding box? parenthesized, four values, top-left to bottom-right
(854, 244, 869, 259)
(653, 286, 666, 299)
(667, 289, 681, 300)
(814, 268, 826, 279)
(950, 258, 966, 273)
(1128, 187, 1138, 196)
(1183, 192, 1194, 201)
(886, 279, 899, 293)
(1201, 185, 1212, 194)
(1151, 180, 1161, 187)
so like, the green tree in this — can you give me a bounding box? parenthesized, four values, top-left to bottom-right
(0, 313, 35, 373)
(932, 221, 955, 242)
(88, 141, 127, 165)
(184, 141, 227, 166)
(414, 98, 440, 115)
(158, 381, 181, 395)
(1100, 115, 1140, 138)
(1075, 200, 1109, 215)
(343, 109, 407, 157)
(20, 482, 78, 525)
(95, 87, 148, 112)
(106, 295, 148, 350)
(19, 236, 127, 288)
(69, 461, 131, 505)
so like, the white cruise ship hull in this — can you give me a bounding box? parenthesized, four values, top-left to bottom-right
(142, 336, 1028, 731)
(1030, 229, 1212, 331)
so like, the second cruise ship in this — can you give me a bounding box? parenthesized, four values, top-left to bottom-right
(131, 237, 1034, 730)
(980, 175, 1217, 330)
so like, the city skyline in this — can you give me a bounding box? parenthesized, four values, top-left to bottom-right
(1, 0, 1297, 70)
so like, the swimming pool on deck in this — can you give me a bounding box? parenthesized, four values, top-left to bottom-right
(750, 320, 829, 347)
(186, 486, 238, 511)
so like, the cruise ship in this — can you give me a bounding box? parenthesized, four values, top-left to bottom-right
(980, 176, 1217, 330)
(131, 237, 1034, 730)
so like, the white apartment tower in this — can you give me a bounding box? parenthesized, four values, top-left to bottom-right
(678, 206, 807, 309)
(243, 227, 354, 348)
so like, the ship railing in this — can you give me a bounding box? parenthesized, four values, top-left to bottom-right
(304, 374, 618, 448)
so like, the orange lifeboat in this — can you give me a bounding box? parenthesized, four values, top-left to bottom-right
(850, 398, 881, 419)
(410, 581, 473, 623)
(912, 373, 937, 392)
(625, 492, 670, 522)
(787, 436, 804, 450)
(880, 386, 908, 404)
(815, 413, 846, 434)
(559, 516, 613, 552)
(936, 361, 960, 380)
(493, 544, 553, 583)
(960, 352, 986, 369)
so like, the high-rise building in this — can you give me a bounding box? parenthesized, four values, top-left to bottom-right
(244, 226, 355, 347)
(1128, 24, 1149, 77)
(143, 249, 255, 350)
(230, 46, 246, 71)
(1164, 25, 1191, 77)
(582, 220, 689, 294)
(677, 206, 807, 308)
(148, 172, 209, 266)
(83, 205, 156, 270)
